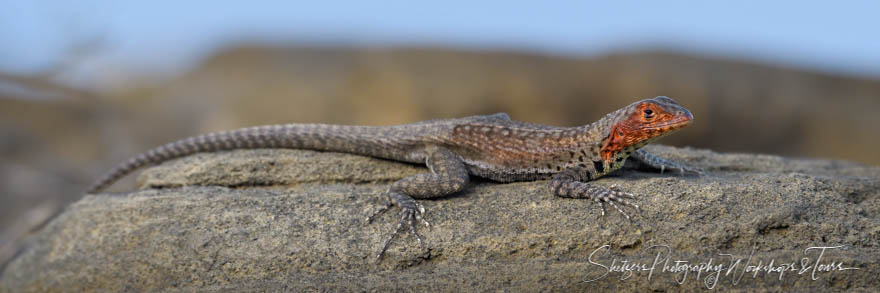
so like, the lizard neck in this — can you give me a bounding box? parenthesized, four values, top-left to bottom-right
(570, 107, 637, 176)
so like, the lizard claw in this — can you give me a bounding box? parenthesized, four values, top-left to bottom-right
(372, 192, 429, 259)
(415, 203, 431, 229)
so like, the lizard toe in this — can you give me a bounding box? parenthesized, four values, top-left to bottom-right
(595, 199, 607, 217)
(414, 204, 431, 229)
(366, 202, 392, 224)
(597, 185, 641, 219)
(609, 184, 638, 199)
(606, 200, 630, 220)
(668, 164, 703, 176)
(405, 209, 425, 249)
(684, 166, 704, 176)
(374, 192, 429, 259)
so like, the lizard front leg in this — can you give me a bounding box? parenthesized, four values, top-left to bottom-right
(550, 167, 640, 219)
(629, 149, 702, 175)
(367, 147, 469, 259)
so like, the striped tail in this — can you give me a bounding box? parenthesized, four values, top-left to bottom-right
(86, 123, 420, 193)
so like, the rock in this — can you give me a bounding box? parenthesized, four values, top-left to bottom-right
(2, 146, 878, 292)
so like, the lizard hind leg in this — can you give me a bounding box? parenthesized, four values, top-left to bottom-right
(368, 147, 470, 259)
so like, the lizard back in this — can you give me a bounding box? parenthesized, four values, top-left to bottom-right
(87, 113, 512, 192)
(442, 120, 605, 182)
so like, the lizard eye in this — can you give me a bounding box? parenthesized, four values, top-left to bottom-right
(643, 109, 654, 119)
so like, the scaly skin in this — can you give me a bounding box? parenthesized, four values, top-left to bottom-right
(88, 96, 699, 258)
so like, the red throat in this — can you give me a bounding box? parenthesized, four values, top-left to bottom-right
(600, 124, 627, 162)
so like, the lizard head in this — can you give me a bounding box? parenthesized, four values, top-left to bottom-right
(600, 96, 693, 161)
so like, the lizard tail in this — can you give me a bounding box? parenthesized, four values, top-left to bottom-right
(86, 124, 417, 193)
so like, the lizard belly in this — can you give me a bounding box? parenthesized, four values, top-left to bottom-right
(463, 160, 554, 182)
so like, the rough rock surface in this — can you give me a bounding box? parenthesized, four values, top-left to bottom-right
(2, 146, 878, 292)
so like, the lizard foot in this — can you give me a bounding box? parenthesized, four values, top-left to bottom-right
(594, 184, 641, 220)
(662, 164, 704, 176)
(367, 192, 430, 259)
(631, 150, 703, 176)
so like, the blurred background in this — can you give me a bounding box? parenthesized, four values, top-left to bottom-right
(1, 1, 879, 267)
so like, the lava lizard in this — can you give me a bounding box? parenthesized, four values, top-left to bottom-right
(88, 96, 700, 258)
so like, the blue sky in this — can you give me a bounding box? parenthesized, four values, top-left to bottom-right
(2, 0, 880, 83)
